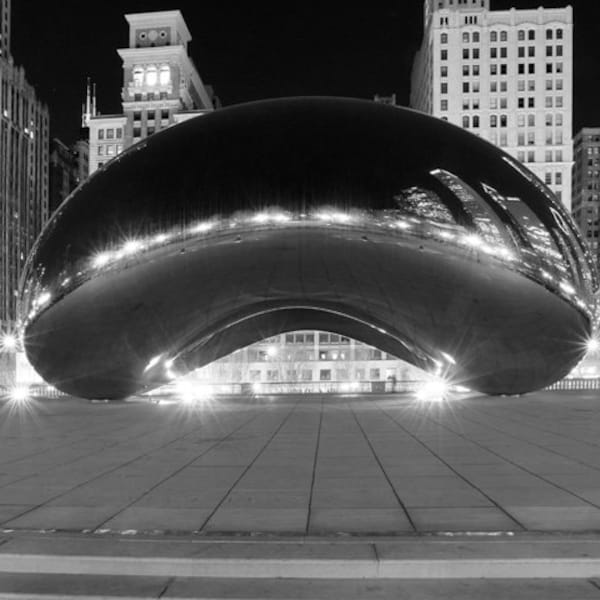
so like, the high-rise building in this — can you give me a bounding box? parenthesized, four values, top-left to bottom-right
(0, 0, 49, 330)
(0, 0, 9, 59)
(410, 0, 573, 210)
(88, 10, 217, 174)
(572, 128, 600, 269)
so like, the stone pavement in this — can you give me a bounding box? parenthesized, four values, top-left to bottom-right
(1, 390, 600, 535)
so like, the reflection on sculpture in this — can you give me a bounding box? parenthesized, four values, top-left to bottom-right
(19, 98, 598, 399)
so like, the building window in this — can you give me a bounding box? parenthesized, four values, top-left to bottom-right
(528, 64, 535, 74)
(556, 173, 562, 185)
(528, 30, 535, 40)
(518, 47, 525, 58)
(500, 30, 508, 42)
(518, 30, 525, 41)
(133, 67, 144, 86)
(545, 97, 553, 108)
(463, 48, 469, 59)
(546, 79, 553, 91)
(528, 114, 535, 127)
(319, 369, 331, 381)
(500, 115, 507, 127)
(518, 80, 525, 91)
(97, 145, 103, 155)
(518, 97, 525, 108)
(159, 65, 170, 85)
(116, 128, 123, 138)
(556, 62, 563, 73)
(528, 151, 535, 162)
(441, 49, 448, 60)
(473, 32, 480, 43)
(463, 116, 470, 128)
(528, 131, 535, 145)
(545, 150, 553, 161)
(473, 48, 479, 59)
(491, 47, 497, 59)
(463, 82, 470, 93)
(441, 82, 448, 94)
(490, 115, 497, 127)
(98, 129, 104, 140)
(528, 97, 535, 108)
(145, 66, 157, 86)
(442, 66, 448, 77)
(546, 46, 553, 57)
(491, 31, 498, 42)
(556, 96, 563, 108)
(441, 33, 448, 44)
(556, 114, 563, 126)
(556, 29, 563, 39)
(546, 29, 553, 40)
(473, 65, 480, 76)
(518, 114, 525, 127)
(500, 47, 507, 58)
(106, 128, 114, 139)
(528, 46, 535, 57)
(545, 172, 552, 185)
(463, 65, 469, 76)
(556, 45, 563, 56)
(463, 32, 470, 43)
(441, 99, 448, 111)
(472, 115, 480, 128)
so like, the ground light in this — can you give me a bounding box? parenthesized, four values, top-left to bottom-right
(415, 378, 450, 403)
(0, 332, 17, 351)
(588, 338, 600, 354)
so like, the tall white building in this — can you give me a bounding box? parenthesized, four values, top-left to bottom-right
(410, 0, 573, 210)
(88, 10, 217, 175)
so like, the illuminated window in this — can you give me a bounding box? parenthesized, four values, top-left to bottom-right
(146, 66, 157, 86)
(133, 67, 144, 86)
(159, 65, 170, 85)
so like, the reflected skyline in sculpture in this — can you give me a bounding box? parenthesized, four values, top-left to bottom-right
(19, 98, 598, 399)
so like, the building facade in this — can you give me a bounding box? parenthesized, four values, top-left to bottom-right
(410, 0, 573, 209)
(572, 128, 600, 269)
(88, 10, 216, 174)
(185, 332, 428, 394)
(0, 0, 49, 330)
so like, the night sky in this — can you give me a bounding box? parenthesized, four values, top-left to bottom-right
(10, 0, 600, 144)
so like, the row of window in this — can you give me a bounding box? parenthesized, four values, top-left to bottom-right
(249, 368, 390, 382)
(132, 65, 171, 87)
(440, 28, 564, 45)
(97, 127, 123, 140)
(97, 144, 123, 157)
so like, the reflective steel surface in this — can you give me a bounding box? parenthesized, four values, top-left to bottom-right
(19, 98, 598, 399)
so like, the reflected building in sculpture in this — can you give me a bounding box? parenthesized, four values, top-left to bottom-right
(88, 10, 217, 175)
(410, 0, 573, 209)
(572, 128, 600, 271)
(19, 98, 597, 399)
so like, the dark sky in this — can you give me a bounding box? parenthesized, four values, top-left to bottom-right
(10, 0, 600, 144)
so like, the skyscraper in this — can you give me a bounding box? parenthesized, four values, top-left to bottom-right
(88, 10, 217, 174)
(572, 128, 600, 270)
(410, 0, 573, 210)
(0, 0, 9, 59)
(0, 0, 49, 330)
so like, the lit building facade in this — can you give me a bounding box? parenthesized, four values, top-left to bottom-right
(0, 0, 49, 329)
(88, 10, 216, 174)
(410, 0, 573, 209)
(188, 332, 427, 393)
(572, 128, 600, 269)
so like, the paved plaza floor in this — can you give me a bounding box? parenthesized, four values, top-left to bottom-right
(1, 389, 600, 536)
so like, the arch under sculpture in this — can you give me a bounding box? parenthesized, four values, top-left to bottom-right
(19, 98, 598, 399)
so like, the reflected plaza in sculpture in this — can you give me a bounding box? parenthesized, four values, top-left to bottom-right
(19, 98, 598, 399)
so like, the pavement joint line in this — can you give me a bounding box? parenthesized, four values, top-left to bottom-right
(350, 403, 417, 532)
(418, 400, 600, 512)
(305, 395, 324, 534)
(373, 400, 527, 531)
(195, 398, 302, 532)
(1, 407, 257, 530)
(92, 405, 264, 529)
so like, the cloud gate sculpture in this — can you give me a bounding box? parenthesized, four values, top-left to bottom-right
(19, 98, 598, 399)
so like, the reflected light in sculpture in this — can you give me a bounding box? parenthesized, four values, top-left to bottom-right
(17, 97, 598, 400)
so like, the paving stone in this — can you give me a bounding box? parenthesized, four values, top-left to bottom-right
(203, 508, 308, 533)
(102, 507, 213, 531)
(308, 508, 414, 534)
(408, 507, 522, 532)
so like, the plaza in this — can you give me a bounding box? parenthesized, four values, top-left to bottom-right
(1, 391, 600, 597)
